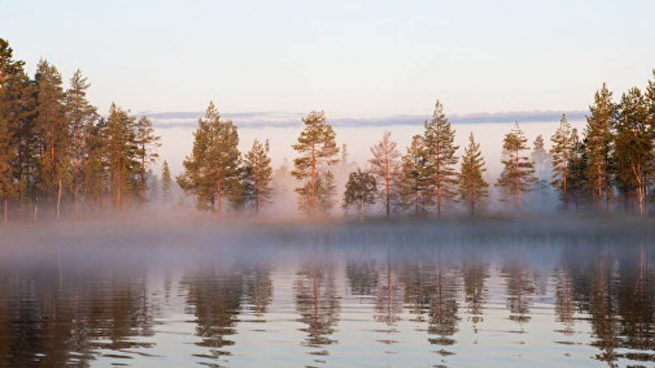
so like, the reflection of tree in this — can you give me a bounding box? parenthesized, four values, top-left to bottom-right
(554, 266, 575, 335)
(503, 260, 535, 326)
(374, 256, 403, 328)
(399, 259, 432, 323)
(462, 256, 488, 330)
(182, 266, 244, 361)
(0, 262, 156, 368)
(427, 260, 459, 352)
(588, 256, 619, 366)
(346, 260, 378, 296)
(295, 263, 340, 349)
(243, 265, 273, 318)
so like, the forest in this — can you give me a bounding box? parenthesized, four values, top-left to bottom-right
(2, 37, 655, 224)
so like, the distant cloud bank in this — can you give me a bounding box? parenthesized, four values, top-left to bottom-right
(143, 110, 587, 129)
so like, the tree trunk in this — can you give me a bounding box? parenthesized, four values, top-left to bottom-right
(74, 124, 80, 213)
(56, 178, 62, 219)
(514, 148, 520, 210)
(216, 177, 222, 213)
(311, 144, 316, 216)
(359, 198, 365, 224)
(3, 197, 7, 225)
(385, 156, 390, 217)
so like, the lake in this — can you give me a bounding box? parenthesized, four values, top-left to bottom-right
(0, 220, 653, 367)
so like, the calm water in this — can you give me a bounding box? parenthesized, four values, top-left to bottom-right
(0, 225, 654, 367)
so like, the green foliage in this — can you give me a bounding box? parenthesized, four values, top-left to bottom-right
(550, 114, 576, 207)
(161, 160, 172, 204)
(342, 169, 377, 222)
(243, 138, 274, 213)
(495, 122, 536, 209)
(423, 100, 459, 216)
(291, 111, 339, 216)
(458, 133, 488, 216)
(134, 116, 161, 203)
(177, 102, 243, 212)
(368, 131, 401, 216)
(400, 135, 432, 215)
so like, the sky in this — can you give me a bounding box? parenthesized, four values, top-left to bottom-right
(2, 0, 654, 118)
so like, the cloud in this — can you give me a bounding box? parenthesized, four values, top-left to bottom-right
(145, 110, 587, 129)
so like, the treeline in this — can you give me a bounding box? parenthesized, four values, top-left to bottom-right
(3, 37, 655, 224)
(0, 39, 163, 223)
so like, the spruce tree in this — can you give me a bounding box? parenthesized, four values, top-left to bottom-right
(243, 138, 273, 214)
(82, 118, 107, 211)
(613, 87, 652, 215)
(423, 100, 458, 217)
(177, 102, 242, 212)
(0, 116, 15, 223)
(458, 133, 488, 216)
(400, 135, 431, 215)
(495, 122, 536, 210)
(368, 131, 401, 216)
(566, 131, 589, 211)
(583, 83, 615, 209)
(530, 134, 550, 206)
(105, 103, 139, 211)
(291, 111, 339, 216)
(161, 160, 172, 204)
(550, 114, 576, 208)
(66, 70, 97, 212)
(35, 59, 70, 218)
(342, 169, 377, 223)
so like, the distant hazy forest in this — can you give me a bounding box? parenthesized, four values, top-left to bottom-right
(1, 38, 655, 223)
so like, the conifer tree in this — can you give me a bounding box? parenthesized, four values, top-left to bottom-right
(105, 103, 139, 211)
(550, 114, 576, 207)
(82, 118, 107, 211)
(530, 134, 550, 206)
(423, 100, 458, 217)
(458, 133, 488, 216)
(134, 116, 160, 203)
(161, 160, 172, 204)
(0, 116, 15, 223)
(177, 102, 242, 212)
(565, 131, 589, 211)
(342, 169, 377, 223)
(400, 135, 431, 215)
(35, 59, 70, 218)
(495, 122, 536, 210)
(243, 138, 273, 214)
(583, 83, 615, 210)
(368, 131, 401, 216)
(66, 70, 97, 212)
(613, 87, 652, 215)
(291, 111, 339, 216)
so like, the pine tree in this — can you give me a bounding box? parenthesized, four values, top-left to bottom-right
(66, 70, 97, 212)
(423, 100, 458, 217)
(134, 116, 161, 203)
(458, 133, 488, 216)
(495, 122, 536, 210)
(342, 169, 377, 223)
(400, 135, 431, 215)
(550, 114, 576, 208)
(82, 118, 107, 211)
(368, 131, 401, 216)
(0, 116, 15, 223)
(291, 111, 339, 216)
(243, 138, 273, 214)
(584, 83, 615, 210)
(177, 102, 242, 212)
(35, 59, 70, 218)
(105, 103, 139, 211)
(613, 87, 652, 215)
(566, 131, 589, 211)
(161, 160, 172, 204)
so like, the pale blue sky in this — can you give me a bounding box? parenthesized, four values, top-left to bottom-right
(2, 0, 654, 118)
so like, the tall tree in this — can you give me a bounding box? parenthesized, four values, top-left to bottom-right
(0, 116, 15, 223)
(177, 102, 242, 212)
(291, 111, 339, 216)
(613, 87, 652, 215)
(134, 116, 160, 203)
(550, 114, 576, 208)
(81, 118, 107, 211)
(105, 103, 139, 211)
(65, 70, 97, 212)
(342, 169, 377, 223)
(400, 135, 431, 215)
(584, 83, 616, 210)
(161, 160, 172, 204)
(495, 122, 536, 210)
(458, 133, 488, 216)
(423, 100, 458, 217)
(35, 59, 70, 218)
(565, 131, 589, 211)
(531, 134, 550, 206)
(368, 131, 401, 216)
(243, 138, 273, 214)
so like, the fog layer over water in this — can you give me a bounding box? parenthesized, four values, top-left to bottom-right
(0, 219, 654, 367)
